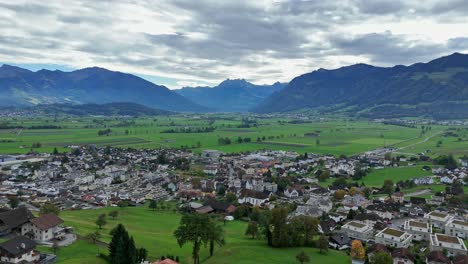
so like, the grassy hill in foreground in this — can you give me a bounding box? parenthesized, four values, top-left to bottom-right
(46, 205, 349, 264)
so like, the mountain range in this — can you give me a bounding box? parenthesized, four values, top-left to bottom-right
(1, 52, 468, 118)
(254, 53, 468, 119)
(0, 102, 171, 117)
(175, 79, 286, 112)
(0, 65, 205, 112)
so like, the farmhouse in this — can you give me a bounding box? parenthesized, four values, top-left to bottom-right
(375, 228, 412, 248)
(429, 233, 467, 257)
(0, 236, 40, 263)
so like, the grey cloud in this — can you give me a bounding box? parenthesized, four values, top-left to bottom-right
(328, 32, 448, 66)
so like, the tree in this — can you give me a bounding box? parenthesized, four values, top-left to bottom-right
(136, 247, 148, 263)
(52, 147, 59, 155)
(269, 207, 289, 247)
(225, 192, 237, 203)
(370, 252, 392, 264)
(86, 231, 101, 244)
(317, 235, 328, 254)
(96, 214, 107, 229)
(288, 216, 319, 247)
(363, 187, 372, 199)
(208, 221, 225, 257)
(108, 210, 119, 220)
(245, 221, 259, 239)
(109, 224, 137, 264)
(296, 251, 310, 264)
(118, 201, 129, 209)
(8, 197, 19, 209)
(350, 240, 365, 260)
(333, 190, 346, 200)
(149, 200, 157, 212)
(382, 179, 394, 197)
(40, 203, 60, 216)
(174, 213, 223, 264)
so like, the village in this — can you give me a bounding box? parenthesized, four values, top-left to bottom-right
(0, 145, 467, 264)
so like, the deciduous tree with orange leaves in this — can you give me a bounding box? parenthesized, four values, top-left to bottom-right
(350, 240, 365, 260)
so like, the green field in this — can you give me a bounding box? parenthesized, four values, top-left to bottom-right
(50, 205, 349, 264)
(2, 115, 465, 157)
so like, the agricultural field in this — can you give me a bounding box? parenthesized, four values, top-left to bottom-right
(50, 205, 349, 264)
(2, 114, 465, 158)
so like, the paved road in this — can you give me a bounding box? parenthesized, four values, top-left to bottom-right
(405, 189, 432, 197)
(396, 131, 443, 151)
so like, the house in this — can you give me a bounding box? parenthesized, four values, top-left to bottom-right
(152, 258, 179, 264)
(366, 203, 394, 220)
(459, 158, 468, 167)
(21, 214, 64, 242)
(203, 165, 218, 175)
(375, 228, 412, 248)
(0, 208, 34, 236)
(342, 195, 369, 210)
(329, 233, 351, 250)
(367, 244, 389, 263)
(426, 250, 451, 264)
(319, 219, 337, 234)
(414, 177, 434, 185)
(201, 150, 222, 159)
(404, 220, 432, 241)
(391, 248, 414, 264)
(354, 213, 382, 228)
(203, 200, 236, 215)
(238, 189, 270, 206)
(424, 211, 454, 229)
(0, 236, 40, 263)
(392, 192, 405, 203)
(440, 176, 454, 184)
(445, 219, 468, 239)
(284, 186, 303, 198)
(453, 255, 468, 264)
(340, 221, 373, 241)
(429, 233, 467, 257)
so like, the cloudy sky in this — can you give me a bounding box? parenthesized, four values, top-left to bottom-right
(1, 0, 468, 88)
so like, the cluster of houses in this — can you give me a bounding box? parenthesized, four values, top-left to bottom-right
(0, 207, 66, 263)
(0, 145, 467, 263)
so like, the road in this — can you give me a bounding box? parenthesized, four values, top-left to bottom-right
(395, 131, 443, 151)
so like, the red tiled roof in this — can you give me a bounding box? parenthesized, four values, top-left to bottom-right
(153, 259, 178, 264)
(30, 214, 63, 230)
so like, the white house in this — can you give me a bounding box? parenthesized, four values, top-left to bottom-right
(424, 211, 454, 229)
(0, 236, 40, 263)
(21, 214, 64, 242)
(445, 219, 468, 239)
(341, 221, 373, 241)
(429, 233, 467, 257)
(375, 228, 412, 248)
(404, 220, 432, 241)
(238, 189, 270, 206)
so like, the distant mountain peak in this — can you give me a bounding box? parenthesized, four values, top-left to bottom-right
(0, 64, 32, 77)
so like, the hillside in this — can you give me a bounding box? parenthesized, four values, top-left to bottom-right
(254, 53, 468, 119)
(0, 65, 206, 112)
(0, 102, 172, 117)
(176, 79, 285, 112)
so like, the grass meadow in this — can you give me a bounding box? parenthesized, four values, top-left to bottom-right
(2, 115, 464, 158)
(47, 205, 349, 264)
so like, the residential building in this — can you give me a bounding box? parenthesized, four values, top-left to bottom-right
(429, 233, 467, 257)
(21, 214, 64, 242)
(426, 250, 451, 264)
(424, 211, 454, 229)
(341, 221, 373, 241)
(404, 220, 432, 241)
(392, 192, 405, 203)
(375, 228, 412, 248)
(445, 219, 468, 239)
(392, 248, 414, 264)
(0, 236, 40, 263)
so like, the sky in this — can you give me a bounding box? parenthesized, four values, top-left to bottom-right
(1, 0, 468, 89)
